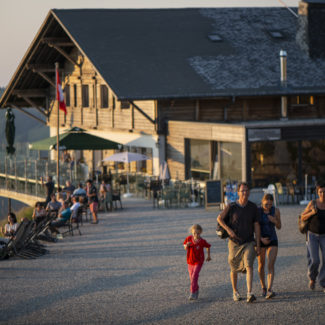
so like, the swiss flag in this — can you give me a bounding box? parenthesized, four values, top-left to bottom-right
(56, 68, 67, 115)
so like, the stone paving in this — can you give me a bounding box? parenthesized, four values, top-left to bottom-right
(0, 198, 324, 325)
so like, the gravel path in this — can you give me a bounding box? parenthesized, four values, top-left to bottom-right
(0, 198, 324, 325)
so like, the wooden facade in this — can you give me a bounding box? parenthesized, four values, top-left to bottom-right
(161, 95, 325, 184)
(46, 51, 157, 175)
(2, 7, 325, 185)
(49, 52, 156, 134)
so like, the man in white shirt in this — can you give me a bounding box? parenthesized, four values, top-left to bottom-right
(70, 196, 81, 220)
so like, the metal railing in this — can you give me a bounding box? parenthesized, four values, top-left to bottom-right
(0, 155, 206, 208)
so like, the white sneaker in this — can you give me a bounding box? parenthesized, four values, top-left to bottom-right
(233, 291, 241, 301)
(56, 234, 63, 240)
(247, 293, 256, 303)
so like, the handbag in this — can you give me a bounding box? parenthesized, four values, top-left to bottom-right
(298, 215, 309, 234)
(216, 202, 235, 239)
(216, 222, 229, 239)
(298, 200, 317, 234)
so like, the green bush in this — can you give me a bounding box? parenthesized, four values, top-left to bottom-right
(16, 206, 33, 221)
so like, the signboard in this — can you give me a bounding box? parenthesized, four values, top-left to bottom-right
(248, 128, 281, 142)
(205, 180, 222, 209)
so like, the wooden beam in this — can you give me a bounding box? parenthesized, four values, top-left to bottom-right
(111, 105, 114, 128)
(42, 37, 74, 47)
(154, 100, 157, 131)
(32, 69, 56, 88)
(26, 63, 63, 73)
(130, 101, 155, 124)
(19, 95, 48, 117)
(130, 103, 134, 129)
(9, 104, 47, 125)
(13, 89, 48, 97)
(46, 42, 78, 66)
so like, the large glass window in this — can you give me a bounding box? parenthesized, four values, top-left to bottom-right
(302, 140, 325, 177)
(189, 139, 210, 180)
(250, 141, 298, 187)
(185, 139, 240, 181)
(220, 142, 242, 182)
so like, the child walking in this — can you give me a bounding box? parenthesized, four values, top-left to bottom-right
(183, 224, 211, 300)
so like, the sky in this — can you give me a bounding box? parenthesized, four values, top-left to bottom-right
(0, 0, 298, 87)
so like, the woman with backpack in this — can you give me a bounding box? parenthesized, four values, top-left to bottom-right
(300, 180, 325, 291)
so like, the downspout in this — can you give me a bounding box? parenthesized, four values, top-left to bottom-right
(280, 50, 288, 120)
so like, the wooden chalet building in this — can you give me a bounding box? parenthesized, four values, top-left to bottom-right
(2, 0, 325, 187)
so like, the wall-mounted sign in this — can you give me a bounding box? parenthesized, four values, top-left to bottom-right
(248, 128, 281, 142)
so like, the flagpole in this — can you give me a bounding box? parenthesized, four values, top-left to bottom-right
(55, 62, 60, 191)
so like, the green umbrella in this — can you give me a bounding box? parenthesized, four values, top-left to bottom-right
(29, 127, 121, 150)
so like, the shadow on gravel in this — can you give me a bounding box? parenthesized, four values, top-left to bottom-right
(0, 265, 170, 323)
(258, 290, 325, 303)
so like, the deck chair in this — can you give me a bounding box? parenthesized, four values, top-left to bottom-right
(33, 211, 58, 243)
(1, 220, 45, 259)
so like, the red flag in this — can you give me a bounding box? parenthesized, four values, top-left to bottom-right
(56, 68, 67, 115)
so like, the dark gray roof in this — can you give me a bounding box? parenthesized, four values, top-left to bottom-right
(53, 8, 325, 100)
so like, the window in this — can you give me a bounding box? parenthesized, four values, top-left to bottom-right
(64, 84, 70, 107)
(189, 139, 210, 180)
(269, 30, 284, 39)
(220, 142, 242, 182)
(82, 85, 89, 107)
(100, 85, 109, 108)
(208, 34, 223, 42)
(73, 84, 77, 107)
(121, 100, 130, 109)
(93, 84, 96, 107)
(290, 95, 315, 106)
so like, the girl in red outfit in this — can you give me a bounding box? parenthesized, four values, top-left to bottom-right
(183, 224, 211, 300)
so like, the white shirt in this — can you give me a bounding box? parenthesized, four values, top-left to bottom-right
(4, 223, 19, 235)
(70, 202, 81, 218)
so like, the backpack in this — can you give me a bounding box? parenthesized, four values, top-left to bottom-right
(298, 200, 317, 234)
(216, 202, 236, 239)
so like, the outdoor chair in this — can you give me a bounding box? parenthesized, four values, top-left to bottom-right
(112, 189, 123, 209)
(286, 182, 295, 204)
(150, 180, 162, 208)
(161, 187, 178, 208)
(62, 207, 82, 237)
(1, 219, 48, 260)
(34, 211, 59, 243)
(136, 182, 146, 198)
(79, 202, 88, 223)
(178, 185, 191, 208)
(294, 185, 304, 203)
